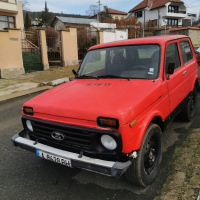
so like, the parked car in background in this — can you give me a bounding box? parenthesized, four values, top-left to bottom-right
(194, 46, 200, 52)
(12, 35, 198, 187)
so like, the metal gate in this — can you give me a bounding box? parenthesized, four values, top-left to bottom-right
(77, 28, 97, 60)
(21, 30, 43, 72)
(46, 28, 62, 67)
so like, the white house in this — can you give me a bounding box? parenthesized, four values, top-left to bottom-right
(128, 0, 189, 28)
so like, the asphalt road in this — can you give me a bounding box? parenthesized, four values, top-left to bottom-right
(0, 90, 200, 200)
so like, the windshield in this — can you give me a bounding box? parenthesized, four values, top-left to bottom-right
(77, 45, 160, 79)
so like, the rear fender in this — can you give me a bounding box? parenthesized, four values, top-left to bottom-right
(190, 75, 199, 91)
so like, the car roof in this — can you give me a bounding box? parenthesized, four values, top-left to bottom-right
(89, 35, 188, 51)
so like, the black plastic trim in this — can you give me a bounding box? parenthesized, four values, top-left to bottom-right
(21, 116, 127, 162)
(11, 130, 132, 178)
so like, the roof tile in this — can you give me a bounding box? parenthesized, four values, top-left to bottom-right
(129, 0, 183, 13)
(102, 8, 127, 15)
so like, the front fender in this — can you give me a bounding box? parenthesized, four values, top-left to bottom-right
(133, 111, 164, 151)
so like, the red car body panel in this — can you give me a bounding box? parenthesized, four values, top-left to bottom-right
(22, 35, 198, 154)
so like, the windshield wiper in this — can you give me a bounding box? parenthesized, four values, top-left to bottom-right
(76, 75, 98, 79)
(97, 75, 130, 80)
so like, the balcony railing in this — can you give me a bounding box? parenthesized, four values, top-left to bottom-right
(168, 11, 186, 14)
(0, 0, 17, 4)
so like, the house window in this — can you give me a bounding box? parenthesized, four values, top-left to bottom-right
(168, 5, 179, 13)
(166, 18, 178, 26)
(115, 16, 118, 20)
(135, 10, 142, 18)
(0, 15, 15, 30)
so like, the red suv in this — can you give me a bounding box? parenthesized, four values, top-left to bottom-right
(12, 35, 198, 187)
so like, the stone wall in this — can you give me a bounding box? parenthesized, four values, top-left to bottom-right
(188, 29, 200, 45)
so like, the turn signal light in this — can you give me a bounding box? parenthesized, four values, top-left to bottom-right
(129, 119, 137, 128)
(97, 117, 119, 129)
(23, 107, 34, 115)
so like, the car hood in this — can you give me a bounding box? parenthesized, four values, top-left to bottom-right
(23, 79, 162, 125)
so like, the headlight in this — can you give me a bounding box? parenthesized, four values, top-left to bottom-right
(26, 120, 33, 132)
(100, 135, 117, 150)
(97, 117, 119, 129)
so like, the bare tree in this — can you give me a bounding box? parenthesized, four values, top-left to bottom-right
(22, 0, 29, 11)
(86, 5, 99, 16)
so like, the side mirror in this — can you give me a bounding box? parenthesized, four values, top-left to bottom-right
(167, 63, 175, 75)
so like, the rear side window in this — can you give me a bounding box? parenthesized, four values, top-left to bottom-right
(166, 43, 181, 71)
(179, 40, 193, 64)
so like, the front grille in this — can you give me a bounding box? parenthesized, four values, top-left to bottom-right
(22, 117, 125, 162)
(30, 120, 92, 151)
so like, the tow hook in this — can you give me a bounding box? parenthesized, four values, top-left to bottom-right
(128, 151, 138, 162)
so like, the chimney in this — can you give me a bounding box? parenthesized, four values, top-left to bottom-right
(104, 6, 108, 11)
(147, 0, 154, 8)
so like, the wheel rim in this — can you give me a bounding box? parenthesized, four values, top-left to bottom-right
(190, 90, 196, 118)
(144, 136, 158, 175)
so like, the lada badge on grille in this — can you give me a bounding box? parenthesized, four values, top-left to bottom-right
(51, 132, 65, 141)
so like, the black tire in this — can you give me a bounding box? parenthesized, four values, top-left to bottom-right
(125, 123, 162, 187)
(179, 87, 197, 122)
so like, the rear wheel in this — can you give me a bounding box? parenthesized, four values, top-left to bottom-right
(125, 123, 162, 187)
(179, 87, 197, 122)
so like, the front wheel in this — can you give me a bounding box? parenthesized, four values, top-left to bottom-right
(125, 123, 162, 187)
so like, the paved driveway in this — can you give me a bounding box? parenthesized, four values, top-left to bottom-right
(0, 90, 199, 200)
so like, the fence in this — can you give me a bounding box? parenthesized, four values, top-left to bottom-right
(21, 30, 43, 72)
(77, 28, 98, 60)
(46, 28, 62, 67)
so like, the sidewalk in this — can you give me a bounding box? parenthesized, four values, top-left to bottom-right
(0, 65, 79, 101)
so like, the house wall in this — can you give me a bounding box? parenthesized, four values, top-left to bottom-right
(53, 19, 91, 30)
(0, 29, 24, 78)
(15, 1, 24, 30)
(0, 0, 18, 13)
(102, 29, 128, 43)
(0, 1, 24, 30)
(111, 14, 127, 20)
(54, 19, 65, 30)
(129, 3, 187, 27)
(129, 7, 166, 27)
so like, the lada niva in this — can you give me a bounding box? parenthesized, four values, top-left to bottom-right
(12, 35, 198, 187)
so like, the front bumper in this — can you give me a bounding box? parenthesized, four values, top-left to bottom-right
(12, 130, 132, 178)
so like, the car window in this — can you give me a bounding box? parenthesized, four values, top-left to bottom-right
(81, 50, 106, 74)
(166, 43, 181, 72)
(138, 48, 159, 59)
(78, 45, 161, 79)
(179, 40, 193, 64)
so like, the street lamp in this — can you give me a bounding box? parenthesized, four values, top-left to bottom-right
(165, 19, 168, 35)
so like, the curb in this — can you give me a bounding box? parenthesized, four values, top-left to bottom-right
(43, 77, 70, 86)
(0, 77, 70, 102)
(0, 86, 52, 102)
(197, 191, 200, 200)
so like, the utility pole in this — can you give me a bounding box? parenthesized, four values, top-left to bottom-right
(97, 0, 101, 44)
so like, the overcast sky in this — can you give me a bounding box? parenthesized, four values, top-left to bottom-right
(27, 0, 200, 17)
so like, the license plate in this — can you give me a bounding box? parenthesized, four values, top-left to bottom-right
(36, 150, 71, 167)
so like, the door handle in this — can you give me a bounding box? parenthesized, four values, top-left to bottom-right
(183, 71, 187, 75)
